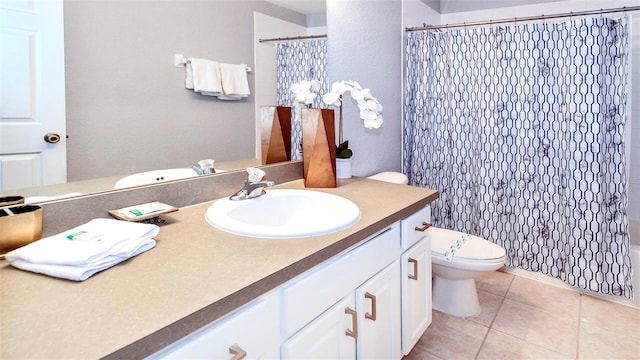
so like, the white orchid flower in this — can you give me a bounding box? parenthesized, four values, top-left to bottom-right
(322, 92, 341, 106)
(365, 99, 379, 110)
(363, 115, 383, 129)
(310, 79, 321, 92)
(291, 79, 321, 108)
(321, 80, 384, 130)
(304, 92, 317, 104)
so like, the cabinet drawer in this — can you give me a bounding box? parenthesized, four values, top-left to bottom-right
(148, 291, 280, 359)
(400, 206, 431, 250)
(281, 225, 401, 338)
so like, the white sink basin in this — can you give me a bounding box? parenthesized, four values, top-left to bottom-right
(114, 168, 199, 189)
(205, 189, 361, 239)
(114, 168, 227, 189)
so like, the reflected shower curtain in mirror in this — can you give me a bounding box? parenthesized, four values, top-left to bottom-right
(404, 17, 633, 297)
(276, 40, 328, 160)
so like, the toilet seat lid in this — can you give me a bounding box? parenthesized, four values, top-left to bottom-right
(429, 227, 506, 261)
(367, 172, 409, 185)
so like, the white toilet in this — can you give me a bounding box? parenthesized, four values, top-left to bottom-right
(368, 171, 507, 317)
(428, 227, 506, 317)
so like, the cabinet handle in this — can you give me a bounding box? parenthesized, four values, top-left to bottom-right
(364, 292, 377, 321)
(414, 221, 431, 232)
(345, 307, 358, 338)
(229, 343, 247, 360)
(408, 257, 419, 280)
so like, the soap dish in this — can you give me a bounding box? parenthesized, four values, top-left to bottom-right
(109, 201, 178, 222)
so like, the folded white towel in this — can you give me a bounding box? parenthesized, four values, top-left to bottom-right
(219, 63, 250, 99)
(8, 240, 155, 281)
(187, 58, 224, 96)
(5, 218, 159, 281)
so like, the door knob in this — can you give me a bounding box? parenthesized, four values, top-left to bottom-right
(44, 133, 61, 144)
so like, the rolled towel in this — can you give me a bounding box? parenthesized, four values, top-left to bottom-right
(5, 218, 159, 281)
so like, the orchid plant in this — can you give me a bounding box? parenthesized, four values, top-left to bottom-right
(322, 80, 383, 159)
(290, 79, 321, 118)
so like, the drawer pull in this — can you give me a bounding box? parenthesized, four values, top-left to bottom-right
(345, 307, 358, 338)
(408, 257, 419, 280)
(229, 343, 247, 360)
(364, 292, 377, 321)
(414, 222, 431, 232)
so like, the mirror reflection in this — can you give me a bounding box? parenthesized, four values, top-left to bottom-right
(0, 0, 326, 201)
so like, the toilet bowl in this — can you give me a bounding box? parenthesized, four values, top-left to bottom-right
(369, 171, 507, 317)
(429, 227, 506, 317)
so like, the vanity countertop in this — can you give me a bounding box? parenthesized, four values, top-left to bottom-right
(0, 178, 438, 359)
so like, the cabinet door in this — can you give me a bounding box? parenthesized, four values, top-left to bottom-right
(356, 260, 402, 360)
(281, 294, 357, 359)
(148, 292, 280, 359)
(400, 237, 432, 355)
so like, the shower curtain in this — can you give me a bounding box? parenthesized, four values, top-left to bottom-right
(404, 17, 633, 298)
(275, 40, 328, 160)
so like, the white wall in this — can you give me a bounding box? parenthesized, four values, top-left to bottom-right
(327, 0, 403, 177)
(403, 0, 440, 28)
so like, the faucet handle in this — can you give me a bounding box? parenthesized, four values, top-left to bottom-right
(246, 167, 266, 182)
(198, 159, 216, 174)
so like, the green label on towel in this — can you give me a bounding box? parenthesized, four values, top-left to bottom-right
(66, 230, 102, 242)
(128, 209, 143, 216)
(66, 231, 87, 240)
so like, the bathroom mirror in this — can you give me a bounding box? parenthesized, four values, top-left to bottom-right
(1, 0, 323, 201)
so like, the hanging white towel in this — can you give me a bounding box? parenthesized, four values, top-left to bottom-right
(186, 58, 224, 96)
(5, 218, 159, 281)
(218, 63, 250, 100)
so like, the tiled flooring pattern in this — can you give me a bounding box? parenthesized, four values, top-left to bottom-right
(404, 270, 640, 360)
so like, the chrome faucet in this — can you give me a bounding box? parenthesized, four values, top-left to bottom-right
(193, 159, 216, 175)
(230, 167, 275, 201)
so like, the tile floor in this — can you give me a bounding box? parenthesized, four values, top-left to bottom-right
(404, 270, 640, 360)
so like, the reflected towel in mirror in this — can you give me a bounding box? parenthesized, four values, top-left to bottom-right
(186, 57, 224, 96)
(218, 62, 250, 100)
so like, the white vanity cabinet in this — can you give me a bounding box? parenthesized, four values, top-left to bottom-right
(400, 206, 433, 355)
(147, 291, 280, 360)
(147, 207, 433, 360)
(281, 225, 402, 360)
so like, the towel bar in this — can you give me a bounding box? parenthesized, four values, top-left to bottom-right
(174, 53, 251, 72)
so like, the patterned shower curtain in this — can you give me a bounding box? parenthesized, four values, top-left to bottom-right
(275, 40, 328, 160)
(404, 17, 633, 298)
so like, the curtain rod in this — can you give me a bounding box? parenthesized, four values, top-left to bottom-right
(258, 34, 327, 43)
(406, 5, 640, 32)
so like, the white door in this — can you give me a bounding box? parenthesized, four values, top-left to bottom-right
(356, 260, 402, 360)
(401, 237, 432, 355)
(281, 295, 357, 359)
(0, 0, 66, 191)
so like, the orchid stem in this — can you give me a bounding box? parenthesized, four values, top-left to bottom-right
(338, 95, 344, 145)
